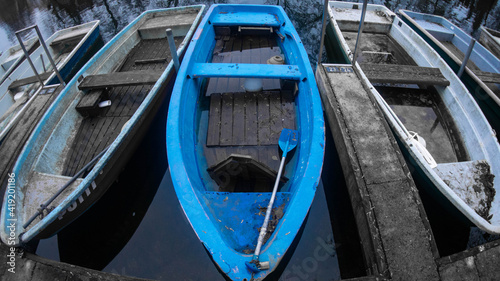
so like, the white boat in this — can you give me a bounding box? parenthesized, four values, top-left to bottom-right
(0, 37, 38, 85)
(0, 20, 100, 142)
(326, 1, 500, 234)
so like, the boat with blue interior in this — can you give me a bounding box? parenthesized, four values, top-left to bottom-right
(166, 4, 325, 280)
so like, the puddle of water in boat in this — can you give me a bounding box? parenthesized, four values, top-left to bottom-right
(377, 86, 463, 164)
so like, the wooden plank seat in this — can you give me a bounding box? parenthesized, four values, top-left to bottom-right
(472, 70, 500, 84)
(75, 89, 109, 117)
(77, 70, 163, 90)
(8, 71, 53, 90)
(360, 63, 451, 87)
(205, 90, 296, 180)
(191, 63, 302, 80)
(50, 26, 93, 46)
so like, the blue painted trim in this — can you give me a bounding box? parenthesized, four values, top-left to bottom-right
(191, 63, 302, 79)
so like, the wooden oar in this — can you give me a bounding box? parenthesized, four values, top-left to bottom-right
(246, 128, 299, 273)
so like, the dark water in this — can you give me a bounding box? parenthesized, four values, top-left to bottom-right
(1, 0, 499, 280)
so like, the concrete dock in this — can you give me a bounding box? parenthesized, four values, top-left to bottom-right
(316, 63, 500, 280)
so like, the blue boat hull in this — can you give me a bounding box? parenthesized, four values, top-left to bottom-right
(166, 4, 325, 280)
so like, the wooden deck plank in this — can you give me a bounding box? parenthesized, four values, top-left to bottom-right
(360, 63, 450, 86)
(472, 70, 500, 84)
(78, 71, 163, 90)
(215, 38, 234, 93)
(8, 71, 53, 90)
(64, 38, 173, 174)
(232, 93, 245, 145)
(220, 93, 233, 146)
(269, 91, 282, 143)
(281, 90, 295, 130)
(245, 92, 258, 145)
(207, 93, 222, 146)
(257, 92, 271, 145)
(72, 117, 108, 175)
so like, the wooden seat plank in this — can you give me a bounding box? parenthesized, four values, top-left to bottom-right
(78, 70, 163, 90)
(472, 70, 500, 84)
(8, 71, 53, 90)
(360, 63, 450, 87)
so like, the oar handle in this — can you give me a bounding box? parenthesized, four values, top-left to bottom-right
(253, 154, 286, 259)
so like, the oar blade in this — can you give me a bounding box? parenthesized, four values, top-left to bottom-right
(278, 128, 299, 155)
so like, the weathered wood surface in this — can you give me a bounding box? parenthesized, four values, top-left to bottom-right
(50, 26, 93, 46)
(472, 69, 500, 84)
(317, 64, 439, 280)
(438, 240, 500, 281)
(63, 37, 180, 176)
(75, 89, 107, 116)
(8, 71, 53, 90)
(78, 70, 164, 90)
(207, 91, 295, 147)
(360, 63, 450, 86)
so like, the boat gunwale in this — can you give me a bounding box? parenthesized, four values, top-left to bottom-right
(328, 1, 500, 234)
(0, 5, 206, 246)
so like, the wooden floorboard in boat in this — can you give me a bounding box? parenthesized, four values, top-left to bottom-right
(62, 37, 182, 176)
(206, 34, 282, 96)
(206, 90, 295, 172)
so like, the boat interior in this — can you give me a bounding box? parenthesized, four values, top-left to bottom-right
(21, 10, 198, 230)
(199, 27, 298, 194)
(337, 25, 469, 165)
(409, 15, 500, 96)
(330, 3, 498, 223)
(183, 14, 307, 253)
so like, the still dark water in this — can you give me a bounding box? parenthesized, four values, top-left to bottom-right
(1, 0, 499, 280)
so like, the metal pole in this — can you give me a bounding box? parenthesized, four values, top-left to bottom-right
(352, 0, 369, 65)
(166, 29, 180, 72)
(15, 32, 45, 86)
(457, 38, 476, 77)
(33, 25, 66, 86)
(317, 0, 330, 65)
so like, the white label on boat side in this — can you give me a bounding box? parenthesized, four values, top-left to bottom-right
(58, 181, 97, 220)
(325, 66, 354, 73)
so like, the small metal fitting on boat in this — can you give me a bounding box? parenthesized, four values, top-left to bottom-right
(267, 55, 285, 65)
(259, 261, 270, 270)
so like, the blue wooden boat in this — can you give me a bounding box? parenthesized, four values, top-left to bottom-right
(0, 5, 205, 246)
(0, 21, 101, 142)
(399, 10, 500, 138)
(166, 4, 325, 280)
(327, 1, 500, 234)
